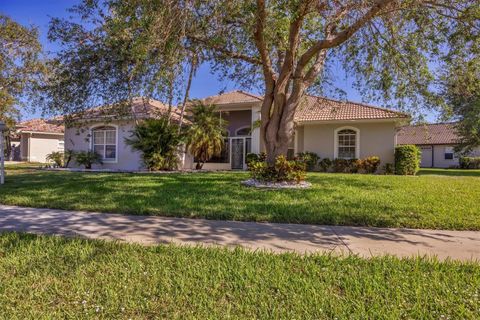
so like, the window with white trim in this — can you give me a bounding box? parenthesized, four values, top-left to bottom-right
(337, 129, 357, 159)
(235, 126, 251, 136)
(444, 146, 456, 160)
(92, 126, 117, 161)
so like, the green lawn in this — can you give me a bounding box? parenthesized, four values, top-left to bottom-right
(1, 165, 480, 230)
(1, 232, 479, 319)
(419, 168, 480, 177)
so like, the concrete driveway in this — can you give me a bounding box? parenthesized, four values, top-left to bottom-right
(0, 204, 479, 261)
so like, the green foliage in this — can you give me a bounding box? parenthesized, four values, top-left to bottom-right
(125, 117, 183, 171)
(186, 103, 228, 170)
(45, 151, 64, 167)
(383, 163, 395, 175)
(318, 158, 332, 172)
(333, 158, 359, 173)
(75, 151, 103, 169)
(459, 157, 480, 169)
(246, 153, 259, 167)
(249, 155, 306, 184)
(296, 151, 319, 171)
(395, 145, 421, 175)
(357, 156, 381, 174)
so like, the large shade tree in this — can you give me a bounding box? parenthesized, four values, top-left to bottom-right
(0, 14, 44, 155)
(45, 0, 480, 164)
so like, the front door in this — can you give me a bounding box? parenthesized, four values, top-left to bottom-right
(231, 138, 244, 169)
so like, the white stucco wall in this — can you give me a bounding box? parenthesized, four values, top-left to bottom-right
(20, 133, 64, 163)
(65, 120, 144, 170)
(300, 121, 397, 165)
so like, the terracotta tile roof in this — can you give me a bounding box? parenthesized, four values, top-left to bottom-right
(16, 119, 64, 134)
(397, 123, 459, 145)
(201, 90, 263, 105)
(67, 97, 186, 123)
(294, 96, 409, 122)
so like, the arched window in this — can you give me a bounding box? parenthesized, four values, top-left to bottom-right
(335, 127, 359, 159)
(92, 125, 117, 161)
(235, 126, 251, 136)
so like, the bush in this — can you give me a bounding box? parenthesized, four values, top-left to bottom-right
(357, 156, 381, 174)
(383, 163, 394, 175)
(318, 158, 332, 172)
(395, 145, 421, 175)
(296, 151, 319, 171)
(125, 117, 183, 171)
(46, 151, 64, 167)
(248, 155, 306, 184)
(246, 153, 259, 168)
(75, 151, 103, 169)
(459, 156, 480, 169)
(333, 158, 358, 173)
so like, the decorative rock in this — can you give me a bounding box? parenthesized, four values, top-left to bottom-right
(241, 179, 311, 189)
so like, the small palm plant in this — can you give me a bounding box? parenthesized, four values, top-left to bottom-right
(75, 151, 102, 169)
(186, 102, 228, 170)
(46, 151, 64, 167)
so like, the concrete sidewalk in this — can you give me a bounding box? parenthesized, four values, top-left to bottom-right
(0, 204, 479, 261)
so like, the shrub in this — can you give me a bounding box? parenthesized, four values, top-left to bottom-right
(75, 151, 103, 169)
(296, 151, 319, 171)
(246, 153, 259, 168)
(318, 158, 332, 172)
(248, 155, 306, 184)
(383, 163, 395, 175)
(46, 151, 64, 167)
(333, 158, 358, 173)
(125, 117, 183, 171)
(358, 156, 381, 174)
(395, 145, 421, 175)
(459, 156, 480, 169)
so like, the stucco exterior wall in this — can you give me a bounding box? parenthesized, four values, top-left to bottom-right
(65, 120, 143, 170)
(301, 121, 397, 164)
(19, 133, 63, 163)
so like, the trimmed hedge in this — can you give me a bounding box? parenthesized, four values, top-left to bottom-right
(459, 156, 480, 169)
(394, 145, 421, 175)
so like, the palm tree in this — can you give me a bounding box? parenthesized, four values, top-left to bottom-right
(186, 102, 228, 169)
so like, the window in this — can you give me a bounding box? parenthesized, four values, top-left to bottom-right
(235, 126, 251, 136)
(58, 140, 65, 151)
(335, 128, 359, 159)
(92, 126, 117, 161)
(444, 146, 455, 160)
(205, 138, 230, 163)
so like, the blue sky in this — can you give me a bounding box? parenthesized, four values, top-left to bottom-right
(2, 0, 436, 122)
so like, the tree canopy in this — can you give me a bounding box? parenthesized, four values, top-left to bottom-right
(43, 0, 480, 162)
(0, 14, 44, 128)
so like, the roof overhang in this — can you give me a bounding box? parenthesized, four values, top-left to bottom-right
(296, 118, 410, 125)
(19, 131, 64, 136)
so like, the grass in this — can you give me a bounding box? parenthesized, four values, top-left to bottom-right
(0, 232, 479, 319)
(419, 168, 480, 177)
(1, 165, 480, 230)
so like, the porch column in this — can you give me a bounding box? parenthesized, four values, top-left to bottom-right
(251, 105, 261, 154)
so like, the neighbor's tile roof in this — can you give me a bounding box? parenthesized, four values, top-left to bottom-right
(201, 90, 263, 105)
(16, 119, 64, 134)
(294, 96, 409, 122)
(397, 123, 459, 145)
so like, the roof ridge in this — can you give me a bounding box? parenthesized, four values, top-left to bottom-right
(305, 94, 408, 117)
(402, 122, 458, 128)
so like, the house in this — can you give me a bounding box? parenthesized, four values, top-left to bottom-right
(10, 119, 64, 162)
(396, 123, 480, 168)
(64, 91, 409, 171)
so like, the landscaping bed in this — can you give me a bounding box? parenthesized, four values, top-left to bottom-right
(1, 166, 480, 230)
(1, 232, 479, 318)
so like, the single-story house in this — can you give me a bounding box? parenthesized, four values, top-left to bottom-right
(396, 123, 480, 168)
(10, 119, 64, 162)
(64, 91, 409, 171)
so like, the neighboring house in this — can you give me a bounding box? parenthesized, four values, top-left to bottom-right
(11, 119, 65, 162)
(64, 91, 409, 171)
(396, 123, 480, 168)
